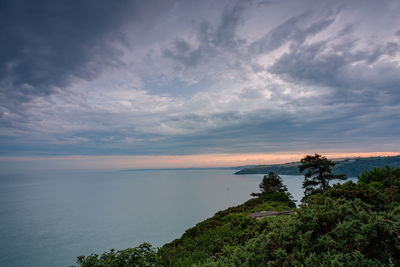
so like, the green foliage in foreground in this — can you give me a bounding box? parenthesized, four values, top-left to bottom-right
(203, 197, 400, 266)
(75, 166, 400, 267)
(158, 193, 295, 266)
(202, 167, 400, 267)
(73, 243, 161, 267)
(358, 165, 400, 185)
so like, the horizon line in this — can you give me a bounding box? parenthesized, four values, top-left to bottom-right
(1, 152, 399, 171)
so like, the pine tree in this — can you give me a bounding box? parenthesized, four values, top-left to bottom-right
(299, 154, 346, 200)
(251, 172, 290, 197)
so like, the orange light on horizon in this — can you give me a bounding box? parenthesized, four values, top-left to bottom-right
(0, 151, 399, 170)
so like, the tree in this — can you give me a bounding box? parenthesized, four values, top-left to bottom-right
(251, 171, 290, 197)
(299, 154, 346, 200)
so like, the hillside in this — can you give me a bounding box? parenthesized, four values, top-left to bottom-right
(74, 166, 400, 266)
(234, 155, 400, 176)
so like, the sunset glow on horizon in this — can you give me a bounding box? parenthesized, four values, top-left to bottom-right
(1, 152, 399, 171)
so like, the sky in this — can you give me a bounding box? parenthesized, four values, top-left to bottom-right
(1, 0, 400, 169)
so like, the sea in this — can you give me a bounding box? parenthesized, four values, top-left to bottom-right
(0, 169, 354, 267)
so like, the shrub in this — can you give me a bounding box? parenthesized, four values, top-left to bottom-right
(358, 166, 400, 184)
(206, 197, 400, 266)
(74, 243, 161, 267)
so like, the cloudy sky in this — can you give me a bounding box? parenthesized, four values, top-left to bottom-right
(1, 0, 400, 168)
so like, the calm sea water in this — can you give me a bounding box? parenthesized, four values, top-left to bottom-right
(0, 169, 350, 267)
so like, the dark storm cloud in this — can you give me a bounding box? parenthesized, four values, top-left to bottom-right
(0, 0, 135, 103)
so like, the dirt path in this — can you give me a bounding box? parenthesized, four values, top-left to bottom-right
(248, 210, 296, 220)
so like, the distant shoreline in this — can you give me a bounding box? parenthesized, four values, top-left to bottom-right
(121, 155, 400, 174)
(121, 167, 241, 172)
(234, 155, 400, 176)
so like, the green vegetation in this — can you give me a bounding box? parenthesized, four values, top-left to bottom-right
(235, 155, 400, 176)
(159, 193, 295, 266)
(203, 165, 400, 266)
(358, 165, 400, 185)
(204, 196, 399, 266)
(74, 162, 400, 267)
(74, 243, 161, 267)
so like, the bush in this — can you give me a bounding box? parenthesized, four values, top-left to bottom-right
(262, 192, 296, 208)
(322, 181, 388, 211)
(358, 166, 400, 184)
(206, 197, 400, 266)
(73, 243, 161, 267)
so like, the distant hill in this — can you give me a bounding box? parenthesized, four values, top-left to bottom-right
(234, 155, 400, 177)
